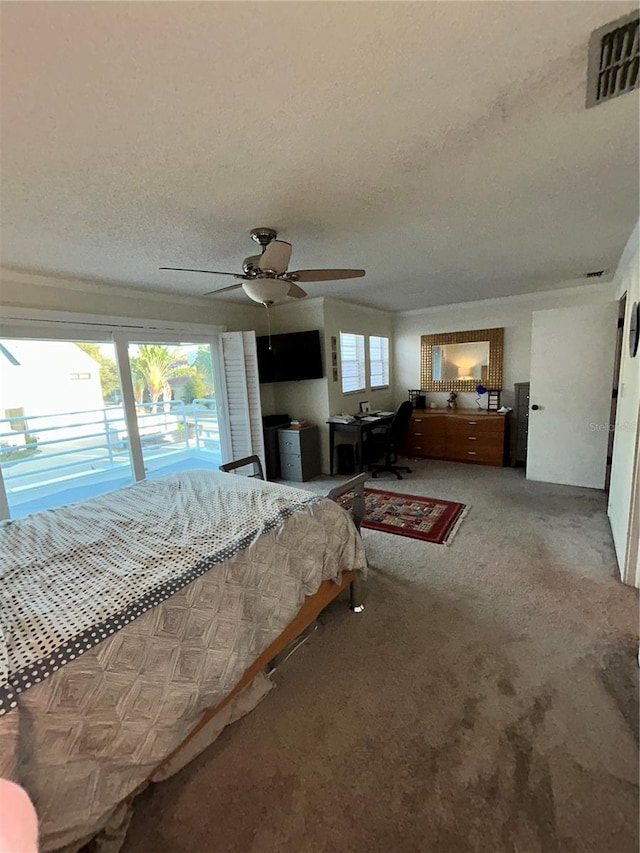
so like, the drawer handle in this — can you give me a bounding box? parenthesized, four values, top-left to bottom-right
(414, 432, 423, 436)
(467, 421, 477, 425)
(467, 451, 477, 455)
(468, 436, 477, 440)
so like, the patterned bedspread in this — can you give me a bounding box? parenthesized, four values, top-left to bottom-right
(0, 470, 366, 851)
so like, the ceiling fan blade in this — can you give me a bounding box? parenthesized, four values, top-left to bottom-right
(159, 267, 244, 278)
(258, 241, 292, 274)
(203, 283, 244, 296)
(287, 282, 307, 299)
(288, 269, 365, 282)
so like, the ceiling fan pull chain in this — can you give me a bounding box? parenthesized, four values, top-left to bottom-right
(265, 303, 272, 350)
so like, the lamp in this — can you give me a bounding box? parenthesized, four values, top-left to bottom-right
(242, 279, 292, 306)
(457, 367, 474, 380)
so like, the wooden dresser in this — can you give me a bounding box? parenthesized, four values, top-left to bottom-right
(405, 409, 510, 466)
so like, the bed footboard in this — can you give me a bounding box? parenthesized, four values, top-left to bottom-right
(327, 472, 367, 612)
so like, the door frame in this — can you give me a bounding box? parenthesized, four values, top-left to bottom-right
(622, 421, 640, 586)
(605, 295, 627, 493)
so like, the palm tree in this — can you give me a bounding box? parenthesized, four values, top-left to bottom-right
(132, 345, 179, 410)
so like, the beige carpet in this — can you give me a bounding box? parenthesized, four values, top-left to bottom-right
(123, 460, 638, 853)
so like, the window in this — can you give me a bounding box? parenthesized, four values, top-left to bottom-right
(369, 336, 389, 388)
(127, 341, 221, 480)
(340, 332, 365, 393)
(0, 339, 134, 518)
(0, 329, 264, 520)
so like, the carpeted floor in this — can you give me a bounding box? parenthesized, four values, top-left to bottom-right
(123, 460, 639, 853)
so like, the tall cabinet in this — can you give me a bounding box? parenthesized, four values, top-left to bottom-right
(511, 382, 530, 466)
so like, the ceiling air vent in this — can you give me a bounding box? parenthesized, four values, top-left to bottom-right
(586, 10, 639, 108)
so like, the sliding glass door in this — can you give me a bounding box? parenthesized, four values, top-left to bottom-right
(0, 326, 262, 521)
(127, 341, 221, 478)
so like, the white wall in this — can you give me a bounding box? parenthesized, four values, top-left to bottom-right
(258, 297, 395, 473)
(323, 298, 395, 415)
(394, 283, 617, 409)
(0, 268, 265, 331)
(322, 298, 394, 472)
(608, 222, 640, 583)
(257, 298, 327, 431)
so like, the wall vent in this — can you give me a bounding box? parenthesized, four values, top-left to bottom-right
(584, 269, 607, 278)
(586, 11, 639, 108)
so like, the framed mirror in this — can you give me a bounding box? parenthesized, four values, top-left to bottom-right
(420, 327, 504, 391)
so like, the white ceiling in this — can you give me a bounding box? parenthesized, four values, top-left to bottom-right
(1, 1, 638, 312)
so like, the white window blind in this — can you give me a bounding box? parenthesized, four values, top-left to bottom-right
(340, 332, 365, 394)
(219, 332, 265, 471)
(369, 336, 389, 388)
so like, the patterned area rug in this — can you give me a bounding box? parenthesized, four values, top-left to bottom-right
(360, 488, 468, 544)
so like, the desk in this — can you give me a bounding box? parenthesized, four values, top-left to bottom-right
(328, 415, 394, 475)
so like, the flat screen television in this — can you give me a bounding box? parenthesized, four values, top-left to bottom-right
(256, 330, 323, 383)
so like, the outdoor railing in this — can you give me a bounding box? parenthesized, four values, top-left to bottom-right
(0, 398, 221, 495)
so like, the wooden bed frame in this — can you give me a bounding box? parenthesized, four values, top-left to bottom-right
(151, 471, 367, 780)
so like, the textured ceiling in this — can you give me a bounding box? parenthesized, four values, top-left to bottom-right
(1, 1, 638, 311)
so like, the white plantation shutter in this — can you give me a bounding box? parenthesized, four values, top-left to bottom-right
(219, 332, 265, 472)
(340, 332, 365, 393)
(369, 336, 389, 388)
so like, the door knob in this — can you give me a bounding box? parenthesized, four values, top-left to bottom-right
(531, 404, 540, 411)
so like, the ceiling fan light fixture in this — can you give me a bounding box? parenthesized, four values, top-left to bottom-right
(160, 227, 365, 301)
(242, 279, 292, 305)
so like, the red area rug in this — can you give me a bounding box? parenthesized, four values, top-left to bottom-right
(360, 488, 468, 544)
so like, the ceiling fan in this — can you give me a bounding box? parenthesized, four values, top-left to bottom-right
(160, 227, 365, 305)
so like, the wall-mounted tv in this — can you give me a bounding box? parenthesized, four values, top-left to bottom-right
(256, 330, 323, 384)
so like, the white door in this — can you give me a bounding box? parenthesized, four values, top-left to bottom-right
(527, 302, 618, 489)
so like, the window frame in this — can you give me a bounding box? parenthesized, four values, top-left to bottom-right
(368, 335, 390, 389)
(339, 331, 366, 394)
(0, 315, 241, 520)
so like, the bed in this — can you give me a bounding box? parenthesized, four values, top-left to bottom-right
(0, 469, 367, 852)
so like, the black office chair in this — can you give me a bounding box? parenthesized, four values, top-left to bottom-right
(364, 401, 414, 479)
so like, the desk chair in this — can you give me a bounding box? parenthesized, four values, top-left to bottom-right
(219, 455, 265, 480)
(364, 401, 414, 479)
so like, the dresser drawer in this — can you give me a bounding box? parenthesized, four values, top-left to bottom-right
(407, 437, 446, 458)
(278, 433, 300, 454)
(279, 452, 304, 482)
(410, 415, 446, 457)
(448, 416, 505, 436)
(448, 432, 504, 453)
(457, 447, 504, 465)
(278, 428, 321, 454)
(450, 444, 504, 465)
(406, 438, 426, 456)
